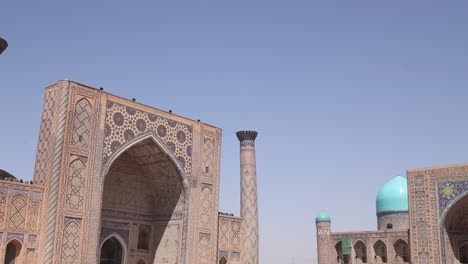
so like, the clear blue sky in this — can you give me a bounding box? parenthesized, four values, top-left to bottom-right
(1, 1, 468, 263)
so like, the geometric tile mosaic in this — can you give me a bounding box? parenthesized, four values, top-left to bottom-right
(66, 159, 85, 210)
(9, 195, 26, 229)
(72, 98, 92, 148)
(438, 179, 468, 215)
(103, 101, 193, 176)
(60, 220, 81, 264)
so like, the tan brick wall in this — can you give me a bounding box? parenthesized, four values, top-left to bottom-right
(29, 81, 224, 264)
(0, 180, 43, 263)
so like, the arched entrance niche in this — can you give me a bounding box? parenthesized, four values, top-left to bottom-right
(100, 236, 124, 264)
(100, 135, 186, 264)
(4, 239, 22, 264)
(353, 240, 367, 263)
(441, 193, 468, 264)
(335, 241, 343, 263)
(373, 240, 387, 263)
(393, 239, 409, 263)
(219, 256, 228, 264)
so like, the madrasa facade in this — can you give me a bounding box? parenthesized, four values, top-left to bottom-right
(316, 164, 468, 264)
(0, 80, 260, 264)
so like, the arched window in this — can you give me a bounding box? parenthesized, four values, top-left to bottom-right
(394, 239, 409, 262)
(5, 240, 22, 264)
(354, 240, 367, 263)
(373, 240, 387, 263)
(137, 226, 150, 250)
(136, 260, 146, 264)
(100, 237, 123, 264)
(219, 256, 228, 264)
(460, 243, 468, 263)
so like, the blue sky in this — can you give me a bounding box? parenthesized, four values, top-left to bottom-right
(1, 1, 468, 263)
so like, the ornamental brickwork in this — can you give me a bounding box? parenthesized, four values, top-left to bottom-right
(0, 81, 258, 264)
(217, 214, 243, 264)
(0, 181, 43, 263)
(408, 164, 468, 264)
(317, 163, 468, 264)
(0, 80, 253, 264)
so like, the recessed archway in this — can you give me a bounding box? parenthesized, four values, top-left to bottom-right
(441, 193, 468, 263)
(373, 240, 387, 263)
(100, 136, 185, 263)
(335, 241, 343, 263)
(394, 239, 409, 263)
(100, 236, 124, 264)
(219, 256, 228, 264)
(353, 240, 367, 263)
(4, 239, 22, 264)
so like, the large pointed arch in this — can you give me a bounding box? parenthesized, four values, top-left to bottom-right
(102, 132, 189, 190)
(440, 190, 468, 264)
(98, 133, 188, 264)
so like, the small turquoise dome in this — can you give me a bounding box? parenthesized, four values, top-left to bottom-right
(376, 176, 408, 214)
(316, 212, 331, 222)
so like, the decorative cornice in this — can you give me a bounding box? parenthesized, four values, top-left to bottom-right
(236, 130, 258, 141)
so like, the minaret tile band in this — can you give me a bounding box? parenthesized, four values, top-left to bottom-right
(237, 130, 259, 264)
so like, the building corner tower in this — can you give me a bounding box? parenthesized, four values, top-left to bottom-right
(316, 212, 331, 264)
(237, 130, 259, 264)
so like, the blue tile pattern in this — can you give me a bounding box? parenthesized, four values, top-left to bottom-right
(438, 179, 468, 215)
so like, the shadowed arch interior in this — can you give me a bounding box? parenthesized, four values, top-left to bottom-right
(335, 241, 343, 263)
(373, 240, 387, 263)
(100, 237, 123, 264)
(354, 240, 367, 263)
(394, 239, 409, 263)
(100, 137, 185, 263)
(219, 256, 227, 264)
(443, 194, 468, 263)
(4, 240, 22, 264)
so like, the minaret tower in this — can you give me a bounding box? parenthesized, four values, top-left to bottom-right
(237, 130, 260, 264)
(316, 212, 331, 264)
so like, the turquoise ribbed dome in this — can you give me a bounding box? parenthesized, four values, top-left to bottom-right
(316, 212, 331, 222)
(376, 176, 408, 214)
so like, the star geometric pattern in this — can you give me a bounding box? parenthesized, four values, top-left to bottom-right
(103, 101, 193, 176)
(9, 194, 26, 229)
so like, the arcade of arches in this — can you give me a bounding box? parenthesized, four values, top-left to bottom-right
(316, 164, 468, 264)
(333, 239, 408, 264)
